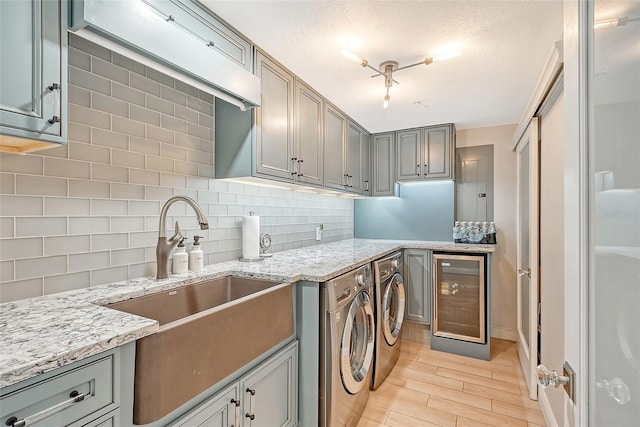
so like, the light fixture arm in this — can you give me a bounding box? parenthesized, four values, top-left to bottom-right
(395, 57, 434, 71)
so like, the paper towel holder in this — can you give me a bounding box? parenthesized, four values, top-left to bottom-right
(240, 212, 265, 262)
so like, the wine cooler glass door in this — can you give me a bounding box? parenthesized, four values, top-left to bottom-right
(433, 254, 485, 343)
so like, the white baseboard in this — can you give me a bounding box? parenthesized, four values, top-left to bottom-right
(538, 388, 560, 427)
(491, 326, 517, 341)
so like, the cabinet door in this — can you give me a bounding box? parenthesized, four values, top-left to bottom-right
(372, 133, 395, 196)
(295, 80, 323, 187)
(423, 124, 453, 179)
(169, 383, 239, 427)
(0, 0, 66, 143)
(403, 250, 431, 324)
(362, 132, 371, 195)
(255, 51, 295, 180)
(323, 104, 346, 191)
(346, 121, 363, 193)
(396, 129, 422, 181)
(240, 342, 298, 427)
(78, 410, 119, 427)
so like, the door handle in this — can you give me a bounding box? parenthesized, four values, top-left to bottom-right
(297, 159, 304, 177)
(537, 362, 576, 403)
(518, 268, 531, 278)
(47, 83, 61, 125)
(416, 164, 420, 175)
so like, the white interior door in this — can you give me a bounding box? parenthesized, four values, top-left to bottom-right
(516, 118, 539, 400)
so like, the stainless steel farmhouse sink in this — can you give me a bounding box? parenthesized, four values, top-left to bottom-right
(106, 276, 294, 425)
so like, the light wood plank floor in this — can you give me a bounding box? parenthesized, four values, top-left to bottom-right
(358, 322, 546, 427)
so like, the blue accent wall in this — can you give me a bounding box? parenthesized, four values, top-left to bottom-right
(354, 181, 454, 241)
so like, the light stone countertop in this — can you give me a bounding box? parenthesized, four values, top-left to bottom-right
(0, 238, 494, 389)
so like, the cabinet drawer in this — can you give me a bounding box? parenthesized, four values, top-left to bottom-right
(1, 356, 116, 427)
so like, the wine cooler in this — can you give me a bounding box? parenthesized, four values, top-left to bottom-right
(432, 253, 486, 344)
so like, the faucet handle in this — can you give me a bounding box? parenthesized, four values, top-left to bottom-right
(170, 221, 184, 243)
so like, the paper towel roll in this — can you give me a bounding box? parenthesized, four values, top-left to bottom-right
(242, 214, 260, 260)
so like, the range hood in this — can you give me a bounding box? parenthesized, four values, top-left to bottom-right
(70, 0, 260, 109)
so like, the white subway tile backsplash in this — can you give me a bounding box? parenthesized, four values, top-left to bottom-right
(69, 251, 109, 272)
(0, 237, 42, 260)
(130, 169, 160, 186)
(130, 104, 161, 126)
(15, 255, 67, 280)
(130, 200, 161, 216)
(91, 199, 128, 216)
(69, 123, 91, 143)
(130, 136, 160, 156)
(69, 84, 91, 107)
(0, 260, 14, 282)
(92, 164, 128, 183)
(147, 94, 174, 116)
(44, 235, 90, 256)
(160, 85, 187, 106)
(45, 197, 91, 216)
(0, 278, 43, 303)
(111, 217, 144, 233)
(161, 114, 188, 134)
(128, 262, 155, 280)
(0, 173, 14, 194)
(160, 173, 187, 189)
(16, 217, 67, 237)
(91, 128, 129, 150)
(91, 266, 128, 286)
(45, 158, 91, 180)
(44, 272, 90, 295)
(187, 95, 212, 115)
(69, 67, 111, 96)
(112, 116, 145, 138)
(91, 92, 129, 118)
(112, 149, 145, 169)
(174, 133, 199, 151)
(16, 175, 67, 197)
(174, 161, 198, 176)
(110, 183, 145, 200)
(69, 33, 111, 61)
(70, 104, 111, 130)
(91, 56, 130, 85)
(112, 82, 146, 107)
(69, 217, 110, 235)
(146, 68, 174, 88)
(130, 72, 160, 97)
(70, 142, 111, 165)
(0, 153, 43, 175)
(113, 52, 146, 76)
(160, 143, 186, 161)
(69, 180, 110, 198)
(146, 125, 174, 145)
(129, 231, 157, 248)
(0, 218, 13, 238)
(92, 233, 128, 251)
(144, 186, 174, 201)
(68, 47, 91, 71)
(111, 248, 145, 266)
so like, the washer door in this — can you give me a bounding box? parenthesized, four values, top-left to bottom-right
(340, 290, 375, 394)
(382, 273, 406, 346)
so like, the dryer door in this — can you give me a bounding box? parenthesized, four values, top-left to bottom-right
(382, 273, 406, 346)
(340, 290, 375, 394)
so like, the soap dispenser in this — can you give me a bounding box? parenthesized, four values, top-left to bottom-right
(172, 238, 188, 274)
(189, 235, 204, 271)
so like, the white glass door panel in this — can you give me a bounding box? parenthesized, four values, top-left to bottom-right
(516, 118, 540, 400)
(588, 0, 640, 424)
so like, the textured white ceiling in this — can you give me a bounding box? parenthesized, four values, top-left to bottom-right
(202, 0, 564, 132)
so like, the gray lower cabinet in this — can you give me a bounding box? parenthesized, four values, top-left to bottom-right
(295, 80, 324, 187)
(171, 341, 298, 427)
(403, 249, 432, 324)
(255, 50, 296, 181)
(0, 344, 134, 427)
(396, 124, 456, 182)
(323, 103, 347, 191)
(372, 132, 395, 196)
(0, 0, 67, 150)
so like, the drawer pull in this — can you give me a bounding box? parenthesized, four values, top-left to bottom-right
(5, 390, 88, 427)
(246, 413, 255, 420)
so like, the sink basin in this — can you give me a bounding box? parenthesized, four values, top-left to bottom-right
(106, 276, 294, 425)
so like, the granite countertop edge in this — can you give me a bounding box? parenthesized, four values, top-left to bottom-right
(0, 238, 494, 389)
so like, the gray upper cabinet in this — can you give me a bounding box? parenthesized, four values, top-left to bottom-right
(396, 129, 422, 181)
(295, 80, 324, 187)
(396, 124, 456, 182)
(346, 121, 363, 193)
(372, 132, 395, 196)
(254, 51, 295, 181)
(404, 249, 432, 324)
(323, 103, 347, 191)
(362, 132, 371, 195)
(423, 124, 453, 178)
(0, 0, 67, 151)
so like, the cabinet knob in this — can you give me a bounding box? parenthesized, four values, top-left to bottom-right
(246, 413, 255, 420)
(246, 387, 255, 396)
(230, 398, 240, 407)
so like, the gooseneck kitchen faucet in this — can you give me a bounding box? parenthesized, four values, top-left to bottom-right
(156, 196, 209, 279)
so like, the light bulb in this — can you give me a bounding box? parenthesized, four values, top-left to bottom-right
(594, 18, 620, 29)
(341, 49, 362, 63)
(383, 94, 390, 109)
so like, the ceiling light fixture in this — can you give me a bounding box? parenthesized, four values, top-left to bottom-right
(342, 48, 460, 108)
(594, 18, 620, 29)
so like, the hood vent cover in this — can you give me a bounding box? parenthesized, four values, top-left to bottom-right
(70, 0, 260, 109)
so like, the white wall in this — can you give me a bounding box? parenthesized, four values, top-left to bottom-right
(456, 124, 518, 340)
